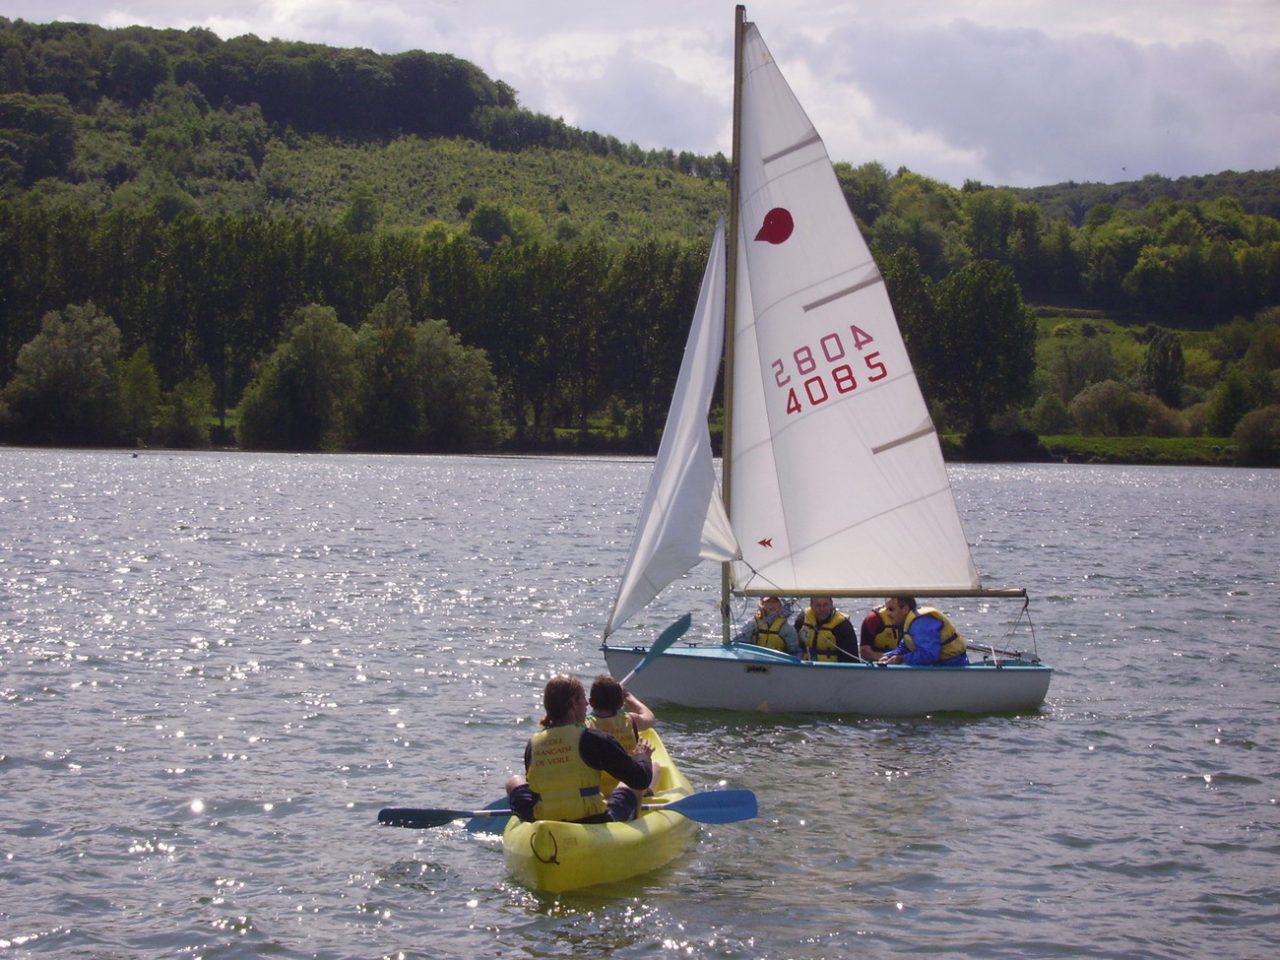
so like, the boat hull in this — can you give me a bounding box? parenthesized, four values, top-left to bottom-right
(502, 727, 699, 893)
(602, 643, 1052, 717)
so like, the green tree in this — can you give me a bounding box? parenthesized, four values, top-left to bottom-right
(0, 302, 123, 445)
(931, 260, 1036, 434)
(1067, 380, 1150, 436)
(835, 160, 892, 227)
(601, 238, 703, 449)
(155, 368, 214, 448)
(1140, 329, 1186, 406)
(349, 287, 427, 451)
(105, 39, 169, 106)
(1232, 404, 1280, 466)
(880, 245, 938, 396)
(1203, 367, 1258, 437)
(413, 318, 507, 451)
(339, 182, 381, 235)
(1040, 331, 1119, 404)
(0, 92, 76, 185)
(1027, 391, 1072, 434)
(237, 304, 357, 450)
(118, 345, 162, 444)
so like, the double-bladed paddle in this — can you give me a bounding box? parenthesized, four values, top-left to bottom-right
(378, 788, 757, 830)
(618, 613, 692, 688)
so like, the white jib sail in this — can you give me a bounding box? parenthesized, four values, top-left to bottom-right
(728, 20, 980, 595)
(605, 218, 739, 638)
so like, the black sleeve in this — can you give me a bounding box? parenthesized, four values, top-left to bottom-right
(578, 729, 652, 790)
(837, 617, 859, 645)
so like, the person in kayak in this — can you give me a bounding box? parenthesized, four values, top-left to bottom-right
(505, 675, 656, 823)
(876, 596, 970, 666)
(586, 674, 656, 753)
(586, 674, 657, 794)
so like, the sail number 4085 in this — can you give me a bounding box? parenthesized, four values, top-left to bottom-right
(770, 324, 887, 415)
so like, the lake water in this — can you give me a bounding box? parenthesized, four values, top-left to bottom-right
(1, 449, 1276, 959)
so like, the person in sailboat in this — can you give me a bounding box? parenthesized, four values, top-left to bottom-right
(859, 604, 901, 662)
(794, 596, 861, 662)
(505, 675, 656, 824)
(730, 596, 801, 655)
(876, 597, 970, 666)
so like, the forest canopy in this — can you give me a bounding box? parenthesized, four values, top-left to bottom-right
(0, 18, 1278, 464)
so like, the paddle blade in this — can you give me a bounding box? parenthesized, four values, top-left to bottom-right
(378, 807, 470, 829)
(649, 789, 758, 824)
(620, 613, 692, 687)
(379, 805, 515, 829)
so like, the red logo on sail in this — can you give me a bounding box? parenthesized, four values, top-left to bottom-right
(754, 208, 794, 244)
(757, 538, 773, 548)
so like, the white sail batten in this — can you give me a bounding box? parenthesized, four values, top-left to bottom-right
(727, 21, 980, 596)
(604, 219, 739, 638)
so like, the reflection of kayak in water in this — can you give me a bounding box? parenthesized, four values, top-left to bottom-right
(502, 727, 697, 893)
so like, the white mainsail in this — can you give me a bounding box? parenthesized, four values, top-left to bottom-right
(604, 219, 739, 638)
(606, 10, 983, 642)
(598, 8, 1049, 718)
(726, 19, 980, 596)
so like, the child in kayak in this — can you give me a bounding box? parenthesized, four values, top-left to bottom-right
(586, 674, 657, 793)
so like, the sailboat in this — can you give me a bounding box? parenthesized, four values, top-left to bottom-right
(598, 5, 1052, 717)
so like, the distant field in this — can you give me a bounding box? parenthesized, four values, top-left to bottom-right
(1035, 435, 1236, 466)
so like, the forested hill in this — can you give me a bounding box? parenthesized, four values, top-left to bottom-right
(1, 16, 1278, 236)
(2, 18, 1278, 463)
(1012, 170, 1280, 225)
(0, 16, 728, 242)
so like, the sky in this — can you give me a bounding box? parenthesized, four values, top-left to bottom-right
(6, 0, 1279, 188)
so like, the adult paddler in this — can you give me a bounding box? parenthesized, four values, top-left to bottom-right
(505, 675, 656, 823)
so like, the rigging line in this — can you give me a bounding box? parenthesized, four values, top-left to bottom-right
(757, 482, 964, 562)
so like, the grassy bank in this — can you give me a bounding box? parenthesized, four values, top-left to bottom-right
(1030, 435, 1235, 466)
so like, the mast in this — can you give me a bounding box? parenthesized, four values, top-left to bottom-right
(720, 5, 747, 643)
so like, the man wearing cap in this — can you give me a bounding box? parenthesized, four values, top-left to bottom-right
(730, 596, 801, 655)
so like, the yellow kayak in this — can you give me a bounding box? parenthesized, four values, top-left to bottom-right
(502, 727, 698, 893)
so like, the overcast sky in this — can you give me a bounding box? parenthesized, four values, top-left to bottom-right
(7, 0, 1279, 187)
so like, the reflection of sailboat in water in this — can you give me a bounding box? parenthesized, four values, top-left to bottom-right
(599, 5, 1052, 716)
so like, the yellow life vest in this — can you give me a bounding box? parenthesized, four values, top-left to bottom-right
(902, 606, 967, 661)
(867, 606, 898, 653)
(586, 711, 637, 752)
(754, 613, 790, 651)
(799, 609, 850, 661)
(526, 724, 605, 822)
(585, 711, 637, 793)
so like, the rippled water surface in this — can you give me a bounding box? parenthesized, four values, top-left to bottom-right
(2, 450, 1277, 959)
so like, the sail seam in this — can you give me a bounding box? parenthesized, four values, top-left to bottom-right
(871, 426, 935, 454)
(802, 274, 882, 312)
(761, 133, 822, 165)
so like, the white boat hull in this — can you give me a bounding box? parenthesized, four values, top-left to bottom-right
(602, 643, 1051, 717)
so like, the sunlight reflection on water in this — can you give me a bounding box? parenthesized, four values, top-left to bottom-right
(1, 451, 1276, 959)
